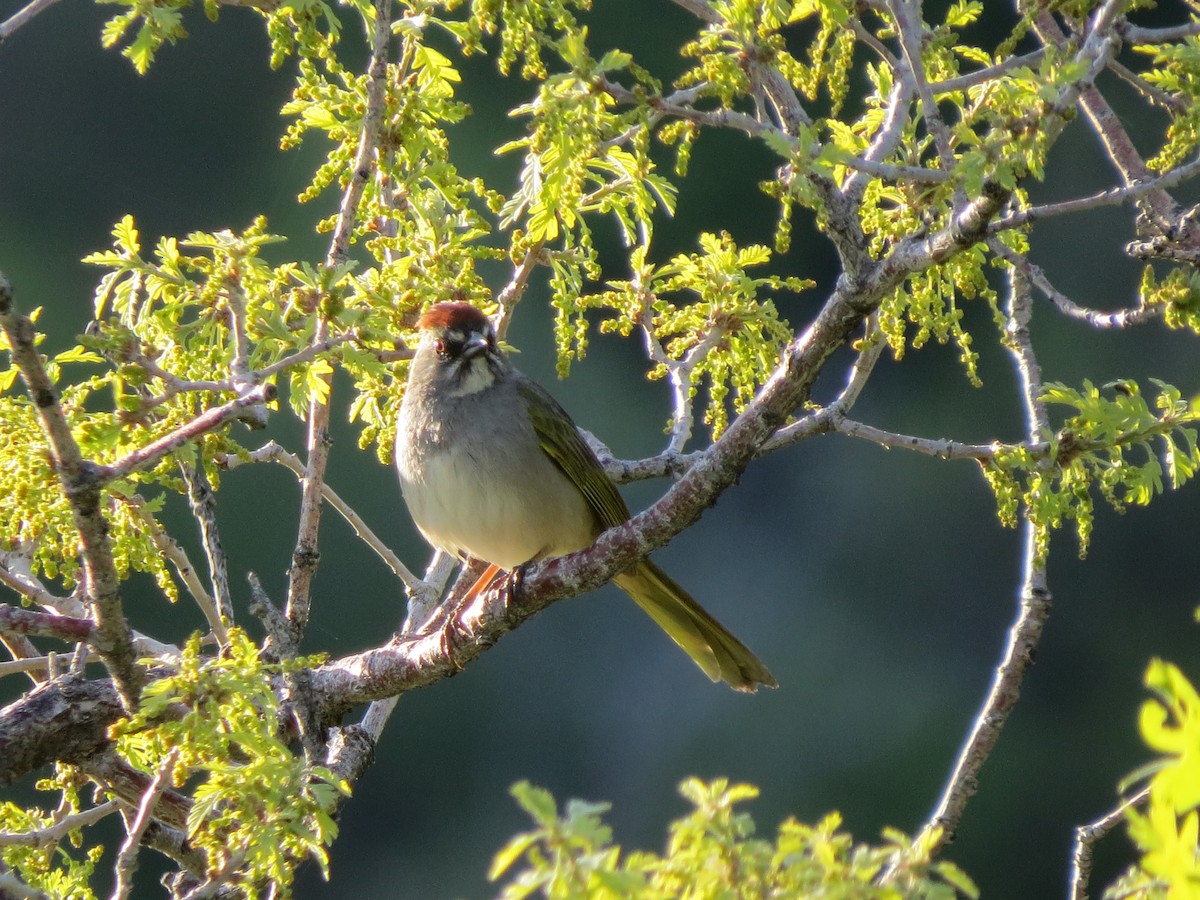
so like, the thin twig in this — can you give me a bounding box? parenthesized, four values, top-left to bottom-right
(95, 384, 276, 487)
(843, 78, 916, 203)
(0, 800, 121, 848)
(111, 749, 181, 900)
(1118, 20, 1200, 45)
(1069, 786, 1150, 900)
(0, 0, 62, 42)
(991, 154, 1200, 232)
(179, 462, 234, 631)
(0, 604, 94, 643)
(0, 629, 42, 684)
(989, 239, 1161, 329)
(889, 0, 957, 175)
(400, 550, 456, 635)
(119, 494, 228, 644)
(226, 441, 421, 592)
(929, 49, 1048, 95)
(640, 306, 728, 453)
(0, 563, 72, 613)
(495, 241, 546, 340)
(911, 267, 1053, 859)
(829, 419, 1001, 459)
(1106, 58, 1186, 112)
(606, 78, 946, 187)
(255, 329, 359, 381)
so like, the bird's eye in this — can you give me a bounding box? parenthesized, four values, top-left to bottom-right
(433, 338, 448, 357)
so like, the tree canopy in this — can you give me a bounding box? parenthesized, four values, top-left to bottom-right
(3, 0, 1200, 897)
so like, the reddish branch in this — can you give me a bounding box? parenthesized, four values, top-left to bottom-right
(0, 605, 94, 643)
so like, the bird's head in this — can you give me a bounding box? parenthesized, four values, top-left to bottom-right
(413, 302, 506, 396)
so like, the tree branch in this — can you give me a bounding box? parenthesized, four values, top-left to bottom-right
(0, 274, 143, 708)
(0, 0, 62, 43)
(112, 748, 180, 900)
(0, 676, 125, 787)
(286, 0, 393, 636)
(0, 800, 120, 848)
(1069, 787, 1149, 900)
(94, 384, 276, 487)
(178, 463, 234, 635)
(991, 153, 1200, 232)
(0, 605, 94, 644)
(913, 268, 1053, 857)
(224, 441, 422, 593)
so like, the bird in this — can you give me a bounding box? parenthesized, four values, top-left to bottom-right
(394, 301, 777, 692)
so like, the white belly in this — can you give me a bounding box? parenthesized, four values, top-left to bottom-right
(399, 445, 596, 569)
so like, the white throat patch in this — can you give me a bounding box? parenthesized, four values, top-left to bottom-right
(450, 357, 496, 397)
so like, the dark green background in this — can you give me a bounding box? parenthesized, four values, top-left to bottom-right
(2, 2, 1199, 897)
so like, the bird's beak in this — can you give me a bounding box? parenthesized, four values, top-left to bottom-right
(461, 335, 490, 359)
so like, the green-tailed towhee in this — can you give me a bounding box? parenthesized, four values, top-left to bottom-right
(395, 301, 776, 692)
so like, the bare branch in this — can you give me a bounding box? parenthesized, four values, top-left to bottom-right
(226, 442, 421, 593)
(888, 0, 957, 174)
(94, 384, 276, 487)
(1070, 787, 1149, 900)
(0, 561, 70, 612)
(990, 239, 1161, 329)
(913, 268, 1053, 857)
(287, 0, 393, 635)
(112, 749, 181, 900)
(843, 79, 917, 203)
(929, 49, 1048, 95)
(0, 800, 120, 849)
(0, 605, 94, 643)
(1118, 20, 1200, 45)
(495, 241, 547, 340)
(255, 329, 359, 381)
(0, 653, 99, 679)
(992, 153, 1200, 231)
(829, 419, 1000, 460)
(179, 463, 234, 633)
(82, 750, 192, 833)
(118, 494, 229, 644)
(1107, 58, 1187, 113)
(0, 0, 62, 43)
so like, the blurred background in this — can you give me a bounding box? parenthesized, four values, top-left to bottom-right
(2, 1, 1200, 897)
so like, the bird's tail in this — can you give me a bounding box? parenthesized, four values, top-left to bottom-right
(613, 560, 777, 692)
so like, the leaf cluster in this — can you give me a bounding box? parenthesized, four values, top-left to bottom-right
(1107, 659, 1200, 899)
(982, 379, 1200, 560)
(586, 232, 810, 438)
(110, 630, 348, 897)
(0, 769, 105, 900)
(490, 778, 977, 899)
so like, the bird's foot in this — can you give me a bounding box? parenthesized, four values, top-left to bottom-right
(500, 563, 527, 609)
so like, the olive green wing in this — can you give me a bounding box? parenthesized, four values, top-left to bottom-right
(516, 378, 630, 531)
